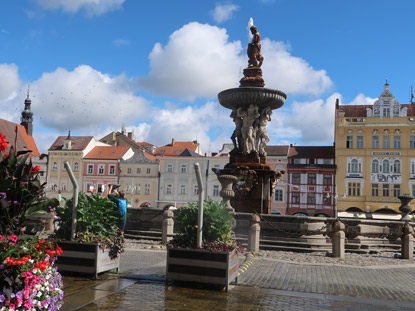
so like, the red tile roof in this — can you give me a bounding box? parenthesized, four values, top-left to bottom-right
(155, 141, 200, 156)
(265, 145, 290, 156)
(143, 151, 156, 161)
(288, 146, 335, 159)
(84, 146, 130, 159)
(0, 119, 40, 157)
(49, 136, 94, 151)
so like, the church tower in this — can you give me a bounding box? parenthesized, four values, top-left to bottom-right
(21, 89, 33, 136)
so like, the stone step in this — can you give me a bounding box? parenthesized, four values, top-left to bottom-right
(124, 233, 162, 241)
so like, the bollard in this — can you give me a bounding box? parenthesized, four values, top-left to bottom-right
(401, 222, 414, 260)
(332, 220, 345, 258)
(162, 209, 174, 244)
(248, 214, 261, 252)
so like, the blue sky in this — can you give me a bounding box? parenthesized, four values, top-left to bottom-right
(1, 0, 415, 154)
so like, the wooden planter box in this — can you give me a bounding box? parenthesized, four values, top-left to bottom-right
(166, 248, 239, 291)
(56, 241, 119, 279)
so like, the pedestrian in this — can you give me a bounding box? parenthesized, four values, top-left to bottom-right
(108, 184, 128, 232)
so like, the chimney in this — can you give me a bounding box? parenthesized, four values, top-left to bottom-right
(193, 140, 198, 144)
(128, 132, 133, 139)
(171, 138, 175, 145)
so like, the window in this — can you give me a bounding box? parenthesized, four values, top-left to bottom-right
(127, 167, 132, 174)
(393, 184, 400, 197)
(372, 184, 378, 196)
(323, 174, 331, 185)
(382, 159, 390, 173)
(274, 189, 283, 202)
(372, 159, 379, 173)
(357, 136, 363, 149)
(292, 192, 300, 203)
(323, 194, 331, 205)
(382, 184, 389, 197)
(135, 184, 141, 194)
(214, 164, 220, 170)
(412, 184, 415, 198)
(383, 108, 390, 117)
(394, 136, 401, 149)
(383, 136, 390, 149)
(193, 185, 199, 195)
(213, 185, 219, 197)
(74, 162, 79, 171)
(412, 161, 415, 175)
(180, 165, 187, 173)
(349, 159, 361, 173)
(144, 184, 150, 195)
(372, 136, 379, 149)
(346, 136, 353, 148)
(411, 136, 415, 149)
(309, 159, 315, 164)
(146, 168, 151, 174)
(52, 162, 58, 171)
(98, 164, 104, 175)
(61, 181, 67, 192)
(393, 160, 401, 173)
(292, 173, 300, 184)
(109, 165, 115, 175)
(87, 164, 93, 174)
(166, 184, 172, 194)
(136, 168, 141, 174)
(167, 164, 173, 173)
(180, 185, 186, 195)
(293, 159, 300, 164)
(348, 182, 360, 196)
(308, 174, 316, 185)
(97, 184, 103, 193)
(307, 193, 316, 204)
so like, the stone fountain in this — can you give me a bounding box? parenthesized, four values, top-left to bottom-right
(214, 23, 286, 214)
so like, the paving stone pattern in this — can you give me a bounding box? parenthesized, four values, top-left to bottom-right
(238, 257, 415, 303)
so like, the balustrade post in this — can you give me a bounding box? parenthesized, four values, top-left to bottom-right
(248, 214, 261, 252)
(332, 220, 345, 258)
(162, 209, 174, 244)
(401, 222, 414, 260)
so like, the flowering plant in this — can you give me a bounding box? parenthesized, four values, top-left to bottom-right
(0, 132, 64, 310)
(0, 132, 59, 235)
(167, 198, 244, 253)
(0, 234, 64, 310)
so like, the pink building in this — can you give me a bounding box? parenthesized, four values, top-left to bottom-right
(83, 146, 134, 196)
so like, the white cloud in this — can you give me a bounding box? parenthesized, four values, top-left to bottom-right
(130, 101, 232, 154)
(138, 22, 333, 100)
(138, 22, 244, 100)
(261, 39, 333, 96)
(345, 93, 377, 106)
(0, 65, 149, 134)
(0, 63, 20, 101)
(210, 3, 239, 24)
(113, 38, 130, 47)
(267, 93, 341, 145)
(34, 0, 124, 16)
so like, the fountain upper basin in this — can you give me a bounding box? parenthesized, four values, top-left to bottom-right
(218, 87, 287, 110)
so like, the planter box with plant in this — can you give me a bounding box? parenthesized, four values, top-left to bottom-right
(54, 193, 124, 277)
(0, 132, 64, 310)
(166, 198, 243, 291)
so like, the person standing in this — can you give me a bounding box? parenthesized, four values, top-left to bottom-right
(108, 184, 128, 232)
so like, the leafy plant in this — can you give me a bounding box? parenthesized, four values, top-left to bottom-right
(54, 193, 124, 259)
(0, 140, 59, 234)
(168, 198, 243, 253)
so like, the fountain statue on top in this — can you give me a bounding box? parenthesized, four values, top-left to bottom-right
(214, 20, 286, 214)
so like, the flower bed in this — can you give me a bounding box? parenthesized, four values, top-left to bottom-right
(0, 234, 64, 310)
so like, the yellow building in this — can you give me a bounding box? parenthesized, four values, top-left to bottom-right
(335, 82, 415, 215)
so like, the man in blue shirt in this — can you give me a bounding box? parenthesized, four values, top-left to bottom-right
(108, 184, 128, 232)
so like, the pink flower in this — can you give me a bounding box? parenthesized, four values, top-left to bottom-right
(9, 303, 16, 309)
(8, 235, 18, 242)
(24, 300, 33, 308)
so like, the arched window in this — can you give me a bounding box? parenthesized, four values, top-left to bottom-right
(393, 160, 401, 173)
(382, 159, 390, 173)
(74, 162, 79, 171)
(350, 159, 360, 173)
(372, 159, 379, 173)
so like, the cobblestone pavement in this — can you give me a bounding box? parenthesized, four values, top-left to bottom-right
(63, 242, 415, 310)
